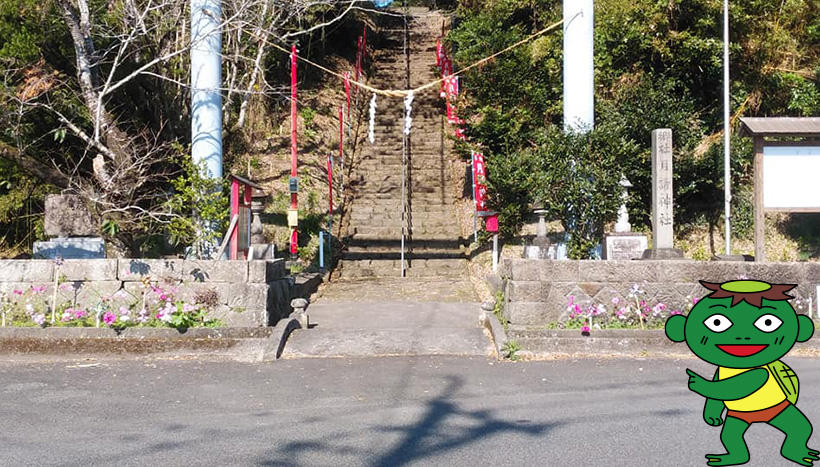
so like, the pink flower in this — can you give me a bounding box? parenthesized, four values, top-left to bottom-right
(581, 325, 590, 333)
(692, 297, 700, 305)
(639, 300, 646, 307)
(73, 309, 87, 319)
(670, 310, 683, 316)
(611, 297, 620, 305)
(61, 312, 73, 322)
(103, 311, 116, 326)
(30, 285, 47, 294)
(12, 289, 22, 296)
(33, 313, 46, 326)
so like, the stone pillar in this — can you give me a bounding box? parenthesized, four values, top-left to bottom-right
(642, 129, 683, 259)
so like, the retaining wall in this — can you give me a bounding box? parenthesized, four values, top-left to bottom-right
(0, 258, 297, 327)
(499, 259, 820, 326)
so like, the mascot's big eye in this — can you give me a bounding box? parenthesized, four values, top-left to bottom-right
(754, 314, 783, 333)
(704, 314, 733, 332)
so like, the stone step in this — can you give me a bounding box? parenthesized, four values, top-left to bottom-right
(352, 222, 460, 235)
(336, 259, 468, 279)
(349, 210, 458, 221)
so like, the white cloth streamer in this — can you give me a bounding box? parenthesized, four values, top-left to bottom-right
(368, 93, 377, 144)
(403, 91, 414, 135)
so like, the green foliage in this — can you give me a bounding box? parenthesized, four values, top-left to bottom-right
(530, 125, 633, 258)
(165, 153, 229, 255)
(501, 339, 521, 361)
(492, 290, 508, 331)
(449, 0, 819, 249)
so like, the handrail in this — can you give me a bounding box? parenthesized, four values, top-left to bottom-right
(400, 0, 410, 278)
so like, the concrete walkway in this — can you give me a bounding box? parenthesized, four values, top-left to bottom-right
(282, 300, 491, 358)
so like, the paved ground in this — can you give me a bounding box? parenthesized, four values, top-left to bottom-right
(2, 355, 819, 466)
(283, 276, 486, 358)
(282, 301, 490, 358)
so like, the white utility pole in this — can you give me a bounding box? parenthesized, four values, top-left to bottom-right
(191, 0, 223, 180)
(563, 0, 594, 133)
(723, 0, 732, 255)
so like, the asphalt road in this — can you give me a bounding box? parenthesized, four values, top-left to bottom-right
(1, 355, 820, 466)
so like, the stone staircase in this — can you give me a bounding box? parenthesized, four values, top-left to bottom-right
(337, 8, 469, 280)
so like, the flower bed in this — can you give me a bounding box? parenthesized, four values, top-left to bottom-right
(546, 281, 815, 331)
(0, 258, 298, 328)
(2, 277, 220, 330)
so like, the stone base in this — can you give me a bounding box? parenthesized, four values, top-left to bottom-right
(603, 233, 648, 260)
(711, 254, 755, 262)
(523, 245, 553, 260)
(249, 243, 275, 260)
(33, 237, 105, 259)
(641, 248, 685, 260)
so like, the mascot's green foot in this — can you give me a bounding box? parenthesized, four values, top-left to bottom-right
(780, 446, 819, 466)
(771, 405, 819, 466)
(705, 453, 750, 466)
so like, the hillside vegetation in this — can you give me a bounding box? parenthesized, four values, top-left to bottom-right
(0, 0, 817, 260)
(448, 0, 819, 258)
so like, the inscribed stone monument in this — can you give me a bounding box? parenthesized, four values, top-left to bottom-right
(642, 129, 683, 259)
(33, 194, 105, 259)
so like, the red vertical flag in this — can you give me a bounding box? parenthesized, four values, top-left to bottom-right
(344, 72, 351, 116)
(290, 45, 298, 256)
(327, 153, 333, 215)
(473, 152, 488, 212)
(362, 26, 367, 64)
(338, 106, 344, 164)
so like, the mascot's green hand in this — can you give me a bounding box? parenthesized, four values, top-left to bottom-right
(703, 398, 724, 426)
(686, 369, 710, 396)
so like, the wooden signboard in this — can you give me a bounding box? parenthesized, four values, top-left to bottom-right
(743, 118, 820, 262)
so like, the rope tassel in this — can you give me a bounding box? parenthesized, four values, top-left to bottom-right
(368, 93, 377, 143)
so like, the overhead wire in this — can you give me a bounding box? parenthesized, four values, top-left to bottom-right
(260, 17, 564, 98)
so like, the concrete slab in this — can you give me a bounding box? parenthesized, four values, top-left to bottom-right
(282, 301, 492, 358)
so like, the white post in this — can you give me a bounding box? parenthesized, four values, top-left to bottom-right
(563, 0, 594, 133)
(191, 0, 222, 178)
(471, 153, 477, 242)
(723, 0, 732, 255)
(319, 230, 325, 270)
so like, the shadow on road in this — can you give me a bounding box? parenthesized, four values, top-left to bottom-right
(259, 375, 558, 466)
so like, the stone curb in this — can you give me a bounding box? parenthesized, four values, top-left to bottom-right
(506, 327, 820, 357)
(261, 317, 302, 361)
(479, 312, 508, 359)
(0, 327, 272, 358)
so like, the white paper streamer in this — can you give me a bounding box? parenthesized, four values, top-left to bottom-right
(403, 91, 414, 135)
(368, 93, 377, 144)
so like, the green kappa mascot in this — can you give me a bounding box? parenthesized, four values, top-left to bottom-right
(665, 279, 817, 466)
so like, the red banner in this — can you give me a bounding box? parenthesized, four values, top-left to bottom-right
(473, 152, 488, 212)
(355, 36, 363, 84)
(440, 57, 452, 97)
(344, 72, 351, 116)
(362, 26, 367, 64)
(455, 126, 467, 141)
(290, 45, 298, 256)
(327, 153, 333, 215)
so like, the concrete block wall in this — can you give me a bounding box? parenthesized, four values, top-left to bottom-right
(0, 259, 294, 327)
(500, 259, 820, 326)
